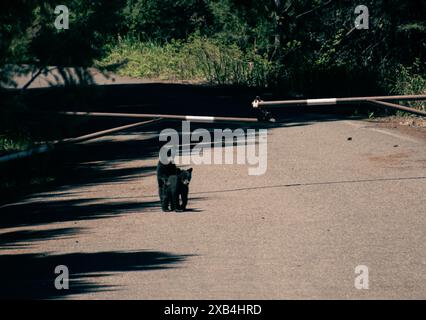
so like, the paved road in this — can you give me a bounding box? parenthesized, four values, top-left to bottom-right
(1, 115, 425, 299)
(9, 67, 200, 89)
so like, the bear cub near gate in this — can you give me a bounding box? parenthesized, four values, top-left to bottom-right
(157, 160, 192, 212)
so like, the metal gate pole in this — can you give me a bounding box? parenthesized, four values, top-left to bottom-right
(366, 100, 426, 117)
(252, 94, 426, 117)
(252, 94, 426, 108)
(60, 111, 259, 123)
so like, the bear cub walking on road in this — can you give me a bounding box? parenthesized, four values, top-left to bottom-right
(157, 160, 192, 212)
(164, 168, 192, 212)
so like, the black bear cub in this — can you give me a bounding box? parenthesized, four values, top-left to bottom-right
(157, 160, 179, 211)
(162, 168, 193, 212)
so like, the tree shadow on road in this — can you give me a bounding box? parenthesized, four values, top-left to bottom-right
(0, 227, 82, 250)
(0, 198, 161, 229)
(0, 125, 162, 205)
(0, 250, 192, 299)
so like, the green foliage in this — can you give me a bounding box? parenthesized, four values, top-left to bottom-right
(98, 37, 201, 80)
(389, 59, 426, 110)
(98, 35, 278, 87)
(182, 36, 278, 86)
(0, 132, 32, 153)
(122, 0, 212, 41)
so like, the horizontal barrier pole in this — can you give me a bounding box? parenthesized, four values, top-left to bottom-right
(253, 94, 426, 108)
(0, 119, 161, 163)
(366, 100, 426, 117)
(59, 118, 162, 144)
(60, 111, 259, 123)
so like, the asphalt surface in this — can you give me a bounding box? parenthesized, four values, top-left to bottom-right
(1, 114, 425, 299)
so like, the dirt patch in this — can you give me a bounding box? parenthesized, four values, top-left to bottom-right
(366, 152, 426, 170)
(368, 152, 409, 166)
(368, 116, 426, 141)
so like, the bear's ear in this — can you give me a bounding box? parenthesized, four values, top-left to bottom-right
(187, 168, 193, 173)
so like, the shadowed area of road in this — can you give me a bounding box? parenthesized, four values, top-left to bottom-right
(0, 198, 161, 229)
(0, 227, 81, 250)
(0, 250, 192, 299)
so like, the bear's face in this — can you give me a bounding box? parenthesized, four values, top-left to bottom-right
(180, 168, 193, 186)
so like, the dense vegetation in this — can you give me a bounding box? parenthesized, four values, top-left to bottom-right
(1, 0, 425, 152)
(2, 1, 425, 90)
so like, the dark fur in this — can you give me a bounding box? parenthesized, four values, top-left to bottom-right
(156, 161, 180, 211)
(162, 168, 192, 212)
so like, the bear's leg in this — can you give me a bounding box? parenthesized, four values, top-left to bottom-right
(174, 193, 184, 212)
(171, 189, 181, 212)
(157, 181, 163, 201)
(180, 191, 188, 211)
(160, 184, 171, 212)
(167, 183, 174, 211)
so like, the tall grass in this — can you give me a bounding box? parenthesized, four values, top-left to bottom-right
(97, 35, 278, 87)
